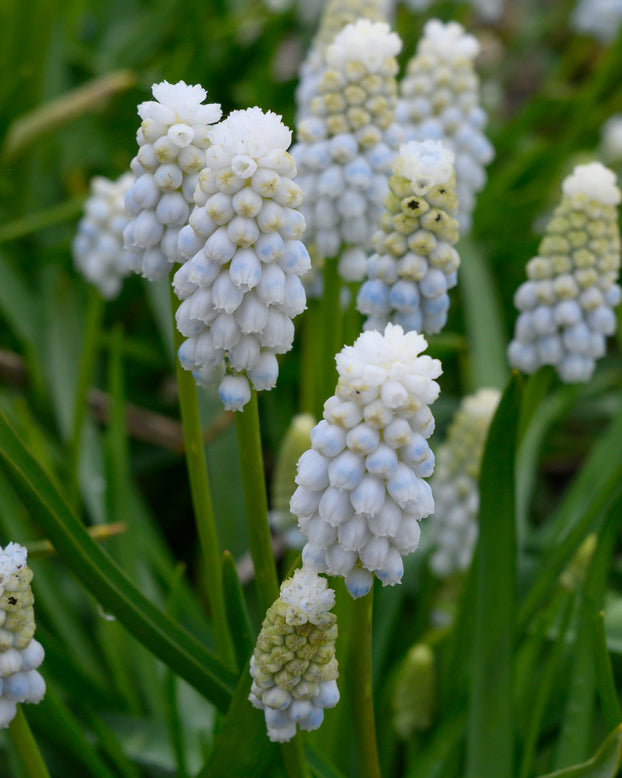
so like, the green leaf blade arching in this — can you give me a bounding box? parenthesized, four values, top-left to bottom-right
(536, 724, 622, 778)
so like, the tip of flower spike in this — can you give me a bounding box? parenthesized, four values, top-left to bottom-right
(562, 162, 621, 206)
(327, 20, 402, 72)
(421, 19, 480, 61)
(138, 80, 222, 125)
(395, 140, 455, 192)
(209, 107, 292, 158)
(280, 569, 335, 623)
(0, 542, 27, 595)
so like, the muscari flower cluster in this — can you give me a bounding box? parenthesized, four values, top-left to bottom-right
(73, 173, 134, 299)
(249, 568, 339, 742)
(292, 324, 441, 598)
(429, 388, 500, 578)
(123, 81, 222, 280)
(0, 544, 45, 728)
(508, 162, 621, 383)
(173, 108, 309, 411)
(572, 0, 622, 44)
(396, 20, 494, 233)
(295, 0, 390, 123)
(293, 19, 403, 282)
(357, 140, 460, 334)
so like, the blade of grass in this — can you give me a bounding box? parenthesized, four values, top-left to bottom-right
(594, 611, 622, 733)
(536, 723, 622, 778)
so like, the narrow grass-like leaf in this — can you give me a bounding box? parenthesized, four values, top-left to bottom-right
(466, 373, 521, 778)
(536, 724, 622, 778)
(594, 611, 622, 733)
(0, 410, 236, 710)
(457, 238, 509, 391)
(222, 549, 255, 673)
(305, 744, 347, 778)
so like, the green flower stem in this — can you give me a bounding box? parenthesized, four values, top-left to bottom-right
(8, 706, 51, 778)
(234, 389, 279, 612)
(170, 290, 234, 668)
(281, 737, 312, 778)
(319, 256, 343, 415)
(299, 301, 319, 416)
(67, 285, 105, 507)
(350, 590, 381, 778)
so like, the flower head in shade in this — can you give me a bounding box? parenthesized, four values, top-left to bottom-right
(73, 173, 134, 298)
(357, 140, 460, 335)
(0, 543, 45, 728)
(508, 162, 621, 383)
(290, 324, 442, 598)
(572, 0, 622, 44)
(292, 19, 403, 282)
(396, 20, 494, 233)
(429, 388, 500, 578)
(123, 81, 222, 280)
(249, 568, 339, 742)
(173, 107, 309, 411)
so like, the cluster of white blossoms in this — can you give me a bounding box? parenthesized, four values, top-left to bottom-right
(396, 20, 494, 233)
(0, 544, 45, 728)
(357, 140, 460, 334)
(572, 0, 622, 43)
(508, 162, 621, 383)
(73, 173, 134, 298)
(293, 19, 403, 282)
(429, 388, 500, 578)
(123, 81, 222, 280)
(173, 108, 309, 411)
(295, 0, 390, 123)
(270, 414, 316, 548)
(249, 568, 339, 742)
(291, 324, 441, 598)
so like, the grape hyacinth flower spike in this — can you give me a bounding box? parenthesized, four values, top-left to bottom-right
(293, 18, 403, 282)
(173, 107, 310, 411)
(291, 323, 442, 598)
(429, 388, 500, 578)
(508, 162, 621, 382)
(249, 568, 339, 742)
(396, 20, 494, 233)
(123, 81, 222, 280)
(73, 173, 134, 298)
(0, 543, 45, 728)
(357, 139, 460, 334)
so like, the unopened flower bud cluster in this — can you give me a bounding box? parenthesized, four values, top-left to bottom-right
(429, 388, 500, 578)
(396, 20, 494, 233)
(270, 414, 316, 548)
(73, 173, 134, 298)
(173, 108, 309, 411)
(391, 643, 435, 739)
(357, 140, 460, 335)
(293, 20, 403, 281)
(249, 569, 339, 742)
(508, 162, 621, 383)
(292, 324, 441, 598)
(123, 81, 222, 280)
(296, 0, 390, 122)
(0, 544, 45, 728)
(572, 0, 622, 44)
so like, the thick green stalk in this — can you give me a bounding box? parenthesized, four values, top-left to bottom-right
(234, 389, 279, 612)
(8, 706, 51, 778)
(350, 591, 381, 778)
(67, 286, 104, 506)
(170, 290, 234, 667)
(319, 256, 343, 415)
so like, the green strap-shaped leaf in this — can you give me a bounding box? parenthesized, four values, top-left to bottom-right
(466, 373, 522, 778)
(0, 411, 236, 711)
(536, 724, 622, 778)
(222, 550, 255, 674)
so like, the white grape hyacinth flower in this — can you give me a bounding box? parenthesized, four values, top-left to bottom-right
(508, 162, 621, 383)
(0, 543, 45, 728)
(249, 568, 339, 742)
(292, 19, 403, 283)
(123, 81, 222, 281)
(429, 388, 500, 578)
(357, 140, 460, 335)
(73, 173, 134, 298)
(173, 107, 310, 412)
(396, 20, 494, 233)
(572, 0, 622, 44)
(291, 323, 442, 598)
